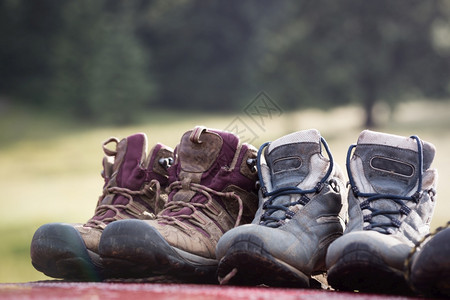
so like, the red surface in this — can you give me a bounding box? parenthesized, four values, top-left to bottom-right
(0, 282, 424, 300)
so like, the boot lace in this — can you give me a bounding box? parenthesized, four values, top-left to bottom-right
(85, 179, 162, 229)
(257, 137, 334, 228)
(347, 135, 430, 234)
(159, 180, 244, 231)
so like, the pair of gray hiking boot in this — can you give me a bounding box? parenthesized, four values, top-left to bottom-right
(30, 126, 259, 282)
(215, 129, 438, 295)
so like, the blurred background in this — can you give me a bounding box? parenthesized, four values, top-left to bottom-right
(0, 0, 449, 282)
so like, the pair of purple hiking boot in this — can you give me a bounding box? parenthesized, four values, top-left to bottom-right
(30, 126, 448, 297)
(31, 126, 259, 283)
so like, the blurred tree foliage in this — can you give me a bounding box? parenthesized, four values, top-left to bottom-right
(1, 0, 449, 126)
(259, 1, 450, 127)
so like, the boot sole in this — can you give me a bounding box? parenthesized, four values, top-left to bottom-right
(327, 242, 412, 294)
(30, 223, 103, 281)
(217, 234, 310, 287)
(99, 219, 218, 283)
(409, 227, 450, 297)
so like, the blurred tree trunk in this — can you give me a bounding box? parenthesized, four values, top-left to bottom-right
(363, 95, 376, 129)
(361, 74, 377, 129)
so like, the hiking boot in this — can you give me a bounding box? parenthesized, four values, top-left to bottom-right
(326, 130, 437, 294)
(215, 129, 347, 288)
(405, 221, 450, 298)
(30, 133, 174, 281)
(98, 126, 259, 283)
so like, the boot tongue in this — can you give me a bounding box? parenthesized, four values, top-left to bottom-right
(168, 127, 239, 212)
(355, 130, 435, 196)
(114, 133, 148, 190)
(353, 130, 435, 233)
(261, 130, 322, 227)
(88, 133, 150, 226)
(171, 127, 225, 203)
(102, 133, 148, 206)
(177, 127, 224, 182)
(266, 129, 321, 190)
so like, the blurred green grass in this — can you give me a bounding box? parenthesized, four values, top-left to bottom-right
(0, 100, 449, 283)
